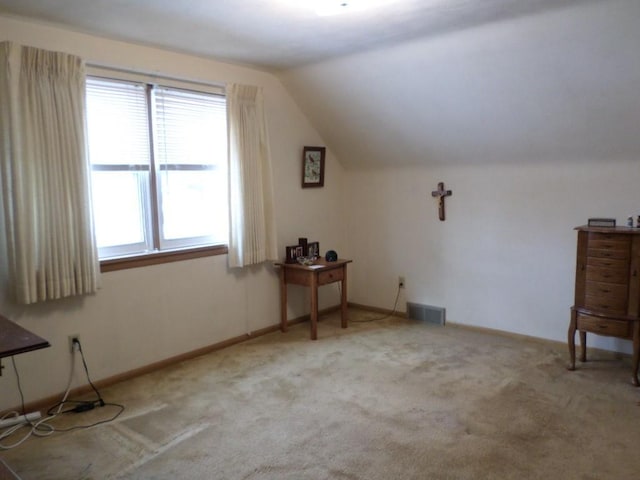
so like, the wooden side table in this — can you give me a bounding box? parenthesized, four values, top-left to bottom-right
(276, 259, 352, 340)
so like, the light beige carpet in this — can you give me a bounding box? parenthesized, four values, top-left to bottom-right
(3, 309, 640, 479)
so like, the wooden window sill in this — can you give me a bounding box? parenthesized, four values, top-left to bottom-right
(100, 245, 228, 272)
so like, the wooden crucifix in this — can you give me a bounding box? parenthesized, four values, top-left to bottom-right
(431, 182, 452, 221)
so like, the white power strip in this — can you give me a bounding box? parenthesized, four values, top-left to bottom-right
(0, 411, 41, 429)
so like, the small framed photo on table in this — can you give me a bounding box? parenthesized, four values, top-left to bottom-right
(302, 146, 325, 188)
(285, 245, 304, 263)
(307, 241, 319, 257)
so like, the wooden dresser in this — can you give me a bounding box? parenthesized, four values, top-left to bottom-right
(568, 226, 640, 385)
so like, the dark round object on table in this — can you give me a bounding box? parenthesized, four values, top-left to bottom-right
(325, 250, 338, 262)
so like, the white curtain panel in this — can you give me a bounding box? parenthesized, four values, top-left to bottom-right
(227, 83, 278, 268)
(0, 42, 99, 304)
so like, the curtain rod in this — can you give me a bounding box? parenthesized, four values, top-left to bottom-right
(85, 62, 226, 90)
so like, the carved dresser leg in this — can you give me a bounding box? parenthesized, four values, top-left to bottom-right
(568, 310, 577, 371)
(579, 331, 587, 363)
(632, 321, 640, 386)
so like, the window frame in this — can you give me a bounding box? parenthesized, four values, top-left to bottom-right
(100, 244, 229, 272)
(85, 67, 229, 272)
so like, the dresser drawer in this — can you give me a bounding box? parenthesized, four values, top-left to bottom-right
(586, 257, 627, 269)
(318, 267, 344, 285)
(584, 294, 627, 315)
(587, 235, 630, 259)
(585, 281, 628, 299)
(585, 265, 628, 284)
(587, 248, 630, 260)
(588, 232, 631, 244)
(576, 312, 631, 338)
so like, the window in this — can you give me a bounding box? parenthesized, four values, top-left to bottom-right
(85, 76, 228, 262)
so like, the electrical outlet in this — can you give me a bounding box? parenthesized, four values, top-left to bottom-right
(68, 334, 80, 353)
(398, 276, 405, 289)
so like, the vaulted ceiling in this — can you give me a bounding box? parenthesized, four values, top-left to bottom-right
(1, 0, 637, 168)
(280, 0, 640, 167)
(0, 0, 597, 71)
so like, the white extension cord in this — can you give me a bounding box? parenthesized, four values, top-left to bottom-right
(0, 412, 41, 429)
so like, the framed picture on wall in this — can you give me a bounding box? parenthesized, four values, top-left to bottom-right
(302, 146, 325, 188)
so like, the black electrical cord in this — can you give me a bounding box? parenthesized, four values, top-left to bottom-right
(11, 356, 27, 419)
(0, 357, 32, 449)
(343, 283, 402, 323)
(40, 339, 125, 431)
(77, 340, 103, 402)
(2, 341, 125, 449)
(41, 402, 125, 433)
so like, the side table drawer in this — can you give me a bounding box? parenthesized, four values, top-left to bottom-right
(318, 267, 344, 285)
(284, 268, 311, 286)
(576, 312, 631, 338)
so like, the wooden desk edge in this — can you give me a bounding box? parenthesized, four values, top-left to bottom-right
(274, 258, 352, 269)
(0, 314, 51, 359)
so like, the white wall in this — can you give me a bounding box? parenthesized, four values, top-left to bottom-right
(0, 16, 347, 411)
(346, 159, 640, 353)
(4, 1, 639, 412)
(280, 0, 640, 169)
(277, 0, 640, 357)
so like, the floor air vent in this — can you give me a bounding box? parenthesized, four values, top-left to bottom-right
(406, 302, 446, 326)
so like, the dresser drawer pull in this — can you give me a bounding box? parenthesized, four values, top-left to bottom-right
(598, 324, 608, 329)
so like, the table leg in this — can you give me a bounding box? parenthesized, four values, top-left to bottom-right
(310, 273, 318, 340)
(341, 265, 348, 329)
(632, 321, 639, 386)
(280, 267, 288, 333)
